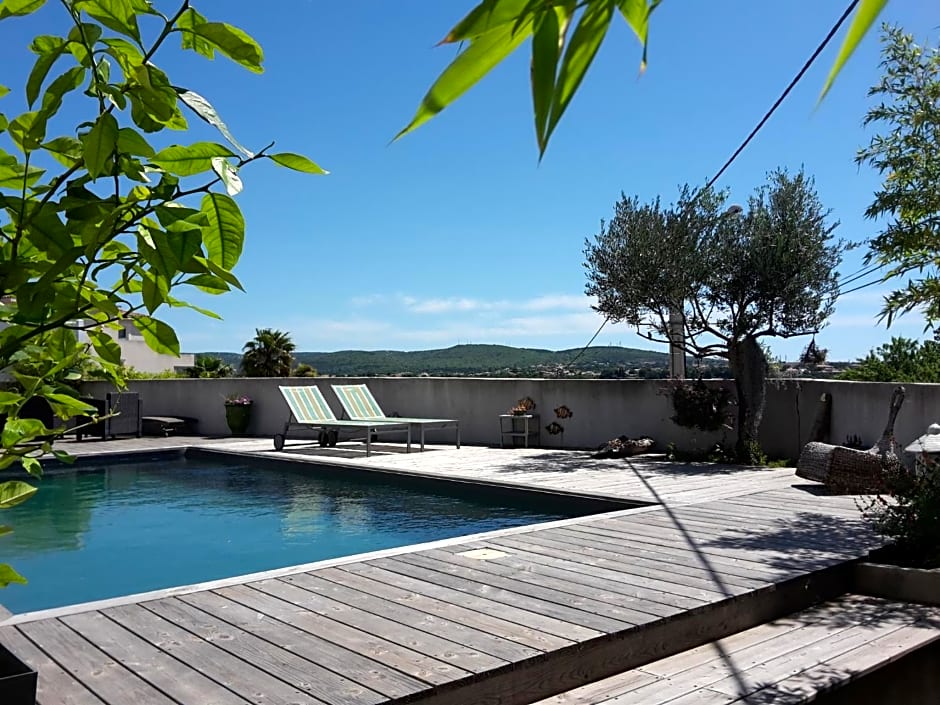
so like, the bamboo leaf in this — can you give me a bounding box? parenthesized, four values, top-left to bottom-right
(0, 564, 27, 587)
(211, 157, 243, 196)
(176, 89, 252, 157)
(151, 142, 235, 176)
(87, 328, 122, 364)
(268, 152, 328, 175)
(75, 0, 153, 42)
(0, 0, 46, 20)
(133, 316, 180, 356)
(80, 112, 118, 178)
(201, 192, 244, 270)
(396, 18, 534, 141)
(186, 21, 263, 73)
(26, 35, 68, 107)
(116, 127, 154, 157)
(40, 65, 86, 117)
(176, 7, 213, 58)
(616, 0, 654, 70)
(0, 480, 37, 509)
(531, 8, 561, 154)
(8, 110, 47, 152)
(444, 0, 532, 42)
(820, 0, 888, 100)
(544, 0, 614, 153)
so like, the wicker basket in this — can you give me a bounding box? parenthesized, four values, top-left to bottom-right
(825, 446, 893, 494)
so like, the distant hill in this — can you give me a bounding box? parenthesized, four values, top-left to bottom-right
(199, 344, 678, 377)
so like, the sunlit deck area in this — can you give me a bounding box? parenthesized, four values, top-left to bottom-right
(0, 437, 926, 705)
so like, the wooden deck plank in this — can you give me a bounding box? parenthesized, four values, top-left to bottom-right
(632, 511, 870, 551)
(487, 534, 723, 604)
(357, 557, 596, 641)
(248, 577, 506, 674)
(322, 564, 570, 652)
(418, 545, 682, 619)
(491, 530, 781, 583)
(216, 583, 463, 686)
(143, 597, 388, 705)
(737, 622, 940, 704)
(368, 555, 618, 637)
(414, 547, 669, 624)
(17, 618, 181, 705)
(487, 530, 766, 592)
(279, 571, 542, 663)
(61, 611, 255, 705)
(0, 626, 106, 705)
(178, 590, 427, 700)
(702, 604, 940, 702)
(391, 552, 648, 632)
(529, 596, 934, 705)
(102, 603, 327, 705)
(557, 523, 851, 572)
(0, 442, 894, 705)
(638, 595, 886, 677)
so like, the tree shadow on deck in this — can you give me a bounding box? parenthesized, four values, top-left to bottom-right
(700, 511, 881, 573)
(492, 450, 769, 477)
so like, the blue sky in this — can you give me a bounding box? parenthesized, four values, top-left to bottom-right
(2, 1, 937, 361)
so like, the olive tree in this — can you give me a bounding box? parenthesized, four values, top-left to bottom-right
(0, 0, 323, 586)
(858, 25, 940, 326)
(584, 169, 842, 460)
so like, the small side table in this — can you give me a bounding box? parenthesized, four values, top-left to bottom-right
(499, 414, 540, 448)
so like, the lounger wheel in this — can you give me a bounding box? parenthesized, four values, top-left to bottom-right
(318, 430, 329, 446)
(273, 434, 285, 451)
(327, 429, 338, 446)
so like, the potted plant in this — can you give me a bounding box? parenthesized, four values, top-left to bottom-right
(509, 396, 536, 416)
(855, 444, 940, 605)
(224, 394, 253, 435)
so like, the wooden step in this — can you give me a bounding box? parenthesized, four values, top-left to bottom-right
(531, 594, 940, 704)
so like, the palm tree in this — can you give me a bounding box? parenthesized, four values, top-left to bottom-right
(241, 328, 296, 377)
(185, 355, 234, 378)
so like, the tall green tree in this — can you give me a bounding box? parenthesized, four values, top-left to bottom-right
(858, 25, 940, 326)
(400, 0, 890, 155)
(584, 169, 842, 460)
(0, 0, 323, 586)
(839, 337, 940, 383)
(241, 328, 295, 377)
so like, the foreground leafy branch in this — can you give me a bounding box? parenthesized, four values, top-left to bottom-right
(398, 0, 890, 156)
(0, 0, 325, 585)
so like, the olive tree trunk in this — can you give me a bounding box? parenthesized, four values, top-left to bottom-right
(728, 336, 768, 461)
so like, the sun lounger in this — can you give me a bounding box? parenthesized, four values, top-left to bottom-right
(275, 386, 411, 456)
(331, 383, 460, 451)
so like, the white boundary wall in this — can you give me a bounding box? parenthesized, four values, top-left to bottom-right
(80, 377, 940, 461)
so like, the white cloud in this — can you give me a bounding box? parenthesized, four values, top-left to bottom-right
(350, 292, 594, 315)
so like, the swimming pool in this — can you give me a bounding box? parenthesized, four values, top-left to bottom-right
(1, 451, 616, 614)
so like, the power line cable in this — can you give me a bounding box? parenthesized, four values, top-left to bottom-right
(705, 0, 860, 190)
(567, 0, 861, 367)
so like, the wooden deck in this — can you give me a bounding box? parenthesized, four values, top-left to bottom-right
(0, 438, 895, 705)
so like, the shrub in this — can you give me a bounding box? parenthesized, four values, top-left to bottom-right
(859, 459, 940, 568)
(667, 378, 733, 433)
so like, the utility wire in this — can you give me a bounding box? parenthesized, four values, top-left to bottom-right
(705, 0, 860, 190)
(567, 0, 861, 367)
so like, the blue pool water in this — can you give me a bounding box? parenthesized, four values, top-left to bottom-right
(1, 453, 597, 614)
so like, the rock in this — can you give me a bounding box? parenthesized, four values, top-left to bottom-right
(592, 435, 654, 459)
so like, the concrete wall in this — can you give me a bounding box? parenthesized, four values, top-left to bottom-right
(81, 377, 940, 460)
